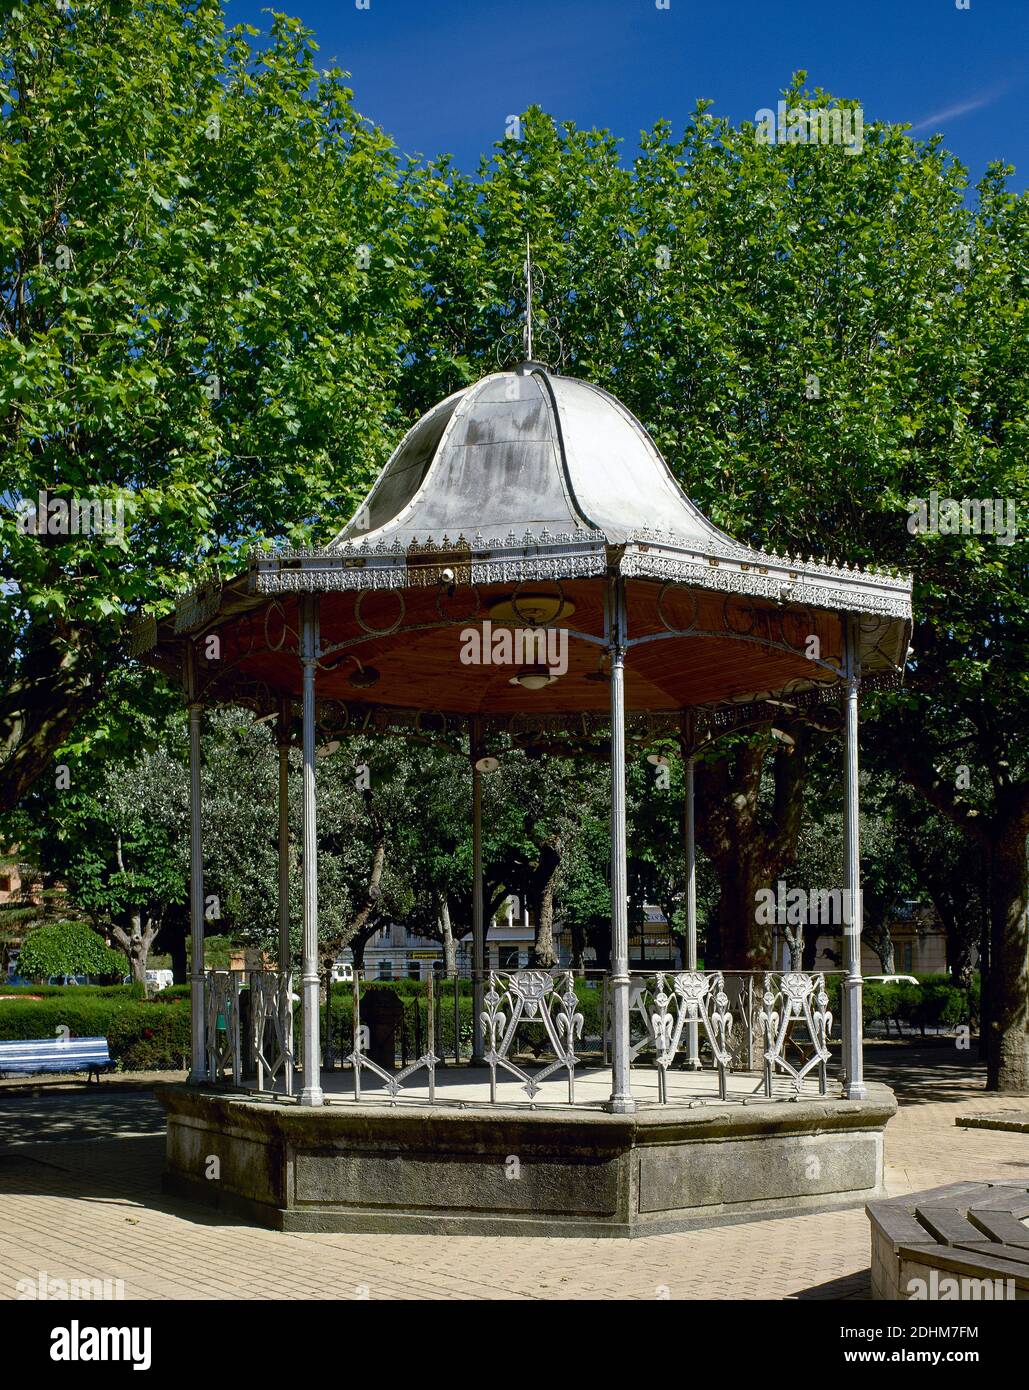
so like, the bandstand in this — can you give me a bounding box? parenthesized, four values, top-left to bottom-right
(135, 357, 911, 1235)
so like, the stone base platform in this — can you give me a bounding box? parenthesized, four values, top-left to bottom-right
(157, 1075, 896, 1238)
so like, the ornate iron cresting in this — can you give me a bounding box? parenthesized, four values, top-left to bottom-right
(249, 970, 295, 1096)
(205, 970, 241, 1085)
(640, 971, 734, 1102)
(758, 972, 832, 1096)
(481, 970, 583, 1103)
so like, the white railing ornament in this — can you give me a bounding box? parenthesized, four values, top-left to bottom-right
(481, 970, 583, 1104)
(758, 972, 832, 1097)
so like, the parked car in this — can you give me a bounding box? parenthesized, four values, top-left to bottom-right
(865, 974, 919, 986)
(46, 974, 89, 986)
(145, 969, 174, 991)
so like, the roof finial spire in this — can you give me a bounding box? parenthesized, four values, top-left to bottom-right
(523, 233, 533, 361)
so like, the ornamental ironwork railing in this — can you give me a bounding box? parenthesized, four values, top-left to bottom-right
(205, 969, 241, 1085)
(344, 972, 438, 1103)
(635, 970, 734, 1102)
(249, 969, 295, 1096)
(481, 969, 583, 1103)
(757, 971, 832, 1096)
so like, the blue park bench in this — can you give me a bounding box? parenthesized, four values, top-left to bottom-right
(0, 1036, 114, 1083)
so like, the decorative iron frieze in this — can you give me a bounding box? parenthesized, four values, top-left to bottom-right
(757, 972, 833, 1096)
(481, 969, 583, 1103)
(621, 551, 912, 622)
(249, 969, 295, 1096)
(639, 970, 734, 1102)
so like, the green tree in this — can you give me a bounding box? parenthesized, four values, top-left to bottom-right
(0, 1, 414, 808)
(398, 90, 1026, 1088)
(9, 733, 188, 982)
(18, 919, 123, 981)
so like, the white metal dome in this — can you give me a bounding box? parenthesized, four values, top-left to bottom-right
(331, 361, 733, 551)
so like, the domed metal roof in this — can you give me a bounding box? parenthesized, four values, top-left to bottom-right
(134, 359, 913, 721)
(331, 361, 734, 551)
(247, 361, 911, 651)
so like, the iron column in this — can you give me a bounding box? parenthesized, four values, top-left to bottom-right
(607, 574, 635, 1113)
(471, 719, 486, 1065)
(184, 642, 207, 1084)
(299, 595, 324, 1106)
(842, 615, 867, 1100)
(683, 715, 700, 1069)
(276, 699, 294, 1097)
(276, 699, 291, 975)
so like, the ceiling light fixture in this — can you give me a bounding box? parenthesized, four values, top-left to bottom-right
(488, 593, 575, 627)
(348, 664, 380, 688)
(510, 665, 557, 691)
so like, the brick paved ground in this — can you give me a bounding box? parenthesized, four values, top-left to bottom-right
(0, 1044, 1025, 1301)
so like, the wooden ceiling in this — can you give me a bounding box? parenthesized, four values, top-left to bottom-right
(198, 578, 845, 714)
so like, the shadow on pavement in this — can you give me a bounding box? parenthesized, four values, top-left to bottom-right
(862, 1042, 990, 1106)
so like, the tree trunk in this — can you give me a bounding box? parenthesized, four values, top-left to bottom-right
(530, 841, 561, 968)
(166, 916, 187, 985)
(587, 925, 611, 970)
(439, 898, 457, 976)
(978, 854, 992, 1060)
(987, 828, 1029, 1093)
(110, 912, 157, 985)
(711, 846, 772, 970)
(886, 735, 1028, 1090)
(694, 727, 811, 973)
(801, 928, 820, 972)
(783, 924, 803, 970)
(945, 918, 974, 989)
(865, 922, 895, 974)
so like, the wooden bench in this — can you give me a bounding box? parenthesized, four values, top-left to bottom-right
(0, 1036, 114, 1083)
(868, 1181, 1029, 1300)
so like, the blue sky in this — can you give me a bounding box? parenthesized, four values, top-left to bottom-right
(228, 0, 1028, 188)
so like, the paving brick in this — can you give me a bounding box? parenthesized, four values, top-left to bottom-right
(1, 1045, 1026, 1300)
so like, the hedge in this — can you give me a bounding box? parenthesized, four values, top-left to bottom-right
(0, 983, 140, 999)
(0, 994, 190, 1070)
(153, 984, 190, 1002)
(823, 974, 978, 1035)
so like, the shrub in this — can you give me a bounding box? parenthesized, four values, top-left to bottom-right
(0, 983, 136, 998)
(17, 922, 125, 982)
(153, 983, 190, 1002)
(0, 995, 190, 1070)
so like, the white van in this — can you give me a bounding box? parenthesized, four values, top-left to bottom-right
(145, 969, 174, 991)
